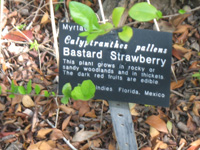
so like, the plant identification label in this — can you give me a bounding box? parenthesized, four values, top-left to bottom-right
(59, 22, 172, 107)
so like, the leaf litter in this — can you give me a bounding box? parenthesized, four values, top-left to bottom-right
(0, 0, 200, 150)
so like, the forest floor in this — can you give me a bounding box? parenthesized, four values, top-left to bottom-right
(0, 0, 200, 150)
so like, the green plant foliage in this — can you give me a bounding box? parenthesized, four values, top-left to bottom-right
(128, 2, 160, 22)
(55, 0, 64, 11)
(71, 80, 96, 100)
(86, 33, 99, 43)
(69, 1, 100, 31)
(112, 7, 125, 27)
(0, 86, 2, 95)
(99, 23, 113, 35)
(178, 9, 186, 14)
(18, 86, 26, 95)
(44, 90, 50, 97)
(167, 120, 172, 133)
(156, 11, 163, 20)
(9, 94, 15, 98)
(27, 80, 32, 94)
(16, 24, 26, 30)
(118, 26, 133, 42)
(30, 40, 39, 51)
(192, 71, 200, 80)
(52, 92, 56, 96)
(61, 83, 72, 104)
(34, 85, 41, 95)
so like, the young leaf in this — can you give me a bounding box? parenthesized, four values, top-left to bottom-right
(52, 92, 56, 96)
(11, 80, 18, 93)
(192, 72, 200, 78)
(71, 86, 84, 100)
(80, 80, 96, 100)
(112, 7, 125, 27)
(62, 83, 72, 97)
(0, 86, 2, 95)
(118, 26, 133, 42)
(71, 80, 96, 100)
(129, 2, 158, 22)
(9, 94, 15, 98)
(69, 1, 100, 31)
(156, 11, 163, 20)
(44, 90, 50, 97)
(18, 86, 26, 95)
(79, 31, 90, 37)
(99, 23, 113, 35)
(86, 33, 99, 43)
(34, 85, 41, 95)
(167, 120, 173, 133)
(61, 96, 70, 104)
(27, 80, 32, 94)
(178, 9, 186, 14)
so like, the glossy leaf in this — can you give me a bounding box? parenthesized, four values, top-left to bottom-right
(69, 1, 100, 31)
(129, 2, 158, 22)
(79, 31, 90, 37)
(118, 26, 133, 42)
(71, 80, 96, 100)
(112, 7, 125, 27)
(44, 90, 50, 97)
(61, 96, 70, 104)
(34, 85, 41, 95)
(27, 80, 32, 94)
(18, 86, 26, 95)
(62, 83, 72, 97)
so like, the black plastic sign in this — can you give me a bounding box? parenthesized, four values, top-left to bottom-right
(59, 23, 172, 107)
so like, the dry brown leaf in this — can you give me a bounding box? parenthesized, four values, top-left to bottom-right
(36, 128, 53, 139)
(145, 115, 168, 133)
(59, 105, 76, 115)
(129, 103, 140, 116)
(50, 129, 63, 140)
(176, 30, 188, 44)
(108, 140, 116, 150)
(22, 95, 35, 107)
(0, 103, 5, 111)
(88, 138, 102, 148)
(174, 24, 193, 33)
(189, 95, 196, 102)
(170, 14, 191, 27)
(153, 140, 168, 150)
(73, 100, 90, 117)
(72, 129, 99, 142)
(179, 138, 187, 146)
(193, 101, 200, 116)
(41, 11, 49, 24)
(173, 44, 191, 53)
(188, 139, 200, 150)
(3, 30, 33, 41)
(85, 109, 97, 118)
(150, 126, 160, 140)
(172, 48, 184, 60)
(27, 144, 39, 150)
(187, 113, 196, 132)
(189, 61, 200, 69)
(0, 83, 7, 96)
(62, 115, 72, 130)
(170, 79, 185, 90)
(46, 140, 56, 149)
(12, 95, 23, 106)
(36, 141, 52, 150)
(184, 51, 192, 61)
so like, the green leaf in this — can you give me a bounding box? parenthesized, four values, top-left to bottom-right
(86, 33, 99, 43)
(27, 80, 32, 94)
(34, 85, 41, 95)
(71, 80, 96, 100)
(167, 120, 173, 133)
(178, 9, 186, 14)
(18, 86, 26, 95)
(80, 80, 96, 99)
(0, 86, 2, 95)
(156, 11, 163, 20)
(11, 80, 18, 93)
(62, 83, 72, 97)
(44, 90, 50, 97)
(16, 24, 26, 30)
(79, 31, 90, 37)
(51, 92, 56, 96)
(128, 2, 158, 22)
(118, 26, 133, 42)
(69, 1, 100, 31)
(99, 23, 113, 35)
(112, 7, 125, 27)
(61, 96, 70, 104)
(192, 73, 200, 78)
(9, 94, 15, 98)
